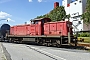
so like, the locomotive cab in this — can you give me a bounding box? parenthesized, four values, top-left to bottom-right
(31, 18, 51, 24)
(30, 18, 51, 35)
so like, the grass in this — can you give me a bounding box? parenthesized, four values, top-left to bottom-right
(87, 49, 90, 52)
(78, 37, 90, 43)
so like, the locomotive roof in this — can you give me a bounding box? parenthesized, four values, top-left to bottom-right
(30, 18, 51, 22)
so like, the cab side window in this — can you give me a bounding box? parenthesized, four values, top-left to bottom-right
(35, 21, 38, 24)
(42, 19, 45, 23)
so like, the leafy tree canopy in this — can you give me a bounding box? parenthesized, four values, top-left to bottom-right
(81, 0, 90, 25)
(35, 6, 69, 22)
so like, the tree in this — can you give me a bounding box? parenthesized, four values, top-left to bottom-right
(35, 6, 68, 22)
(81, 0, 90, 26)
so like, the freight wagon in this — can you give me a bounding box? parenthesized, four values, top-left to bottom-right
(6, 18, 77, 47)
(0, 24, 10, 41)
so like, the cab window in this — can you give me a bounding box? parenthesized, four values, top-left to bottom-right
(35, 21, 38, 24)
(42, 19, 44, 23)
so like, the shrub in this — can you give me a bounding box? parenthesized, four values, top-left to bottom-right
(79, 32, 90, 37)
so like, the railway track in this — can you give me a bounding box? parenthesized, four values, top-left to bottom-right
(77, 42, 90, 49)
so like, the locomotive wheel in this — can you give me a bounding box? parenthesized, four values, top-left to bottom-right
(46, 43, 50, 47)
(8, 38, 12, 43)
(38, 42, 43, 46)
(36, 39, 42, 45)
(36, 39, 39, 44)
(19, 41, 22, 44)
(56, 40, 61, 48)
(56, 44, 61, 48)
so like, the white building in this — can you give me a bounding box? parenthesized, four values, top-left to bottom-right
(62, 0, 88, 32)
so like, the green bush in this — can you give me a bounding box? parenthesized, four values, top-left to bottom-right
(74, 33, 80, 37)
(79, 32, 90, 37)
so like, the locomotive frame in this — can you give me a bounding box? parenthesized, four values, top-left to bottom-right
(7, 35, 77, 47)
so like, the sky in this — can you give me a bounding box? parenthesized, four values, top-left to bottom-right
(0, 0, 75, 26)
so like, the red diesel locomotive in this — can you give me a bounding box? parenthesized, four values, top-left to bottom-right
(7, 18, 77, 47)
